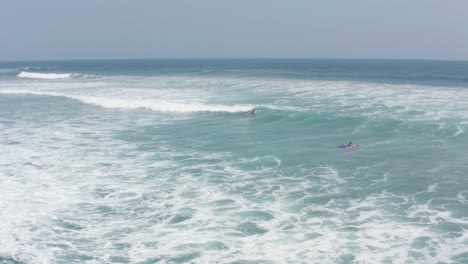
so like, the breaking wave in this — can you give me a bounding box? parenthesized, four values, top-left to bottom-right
(17, 71, 93, 80)
(0, 90, 254, 113)
(77, 96, 254, 113)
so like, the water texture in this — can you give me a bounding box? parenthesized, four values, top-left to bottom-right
(0, 59, 467, 264)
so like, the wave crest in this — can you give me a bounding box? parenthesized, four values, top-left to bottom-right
(0, 90, 253, 113)
(77, 96, 253, 113)
(17, 71, 93, 80)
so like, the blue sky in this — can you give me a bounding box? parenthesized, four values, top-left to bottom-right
(1, 0, 468, 61)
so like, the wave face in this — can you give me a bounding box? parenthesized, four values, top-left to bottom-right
(1, 59, 468, 263)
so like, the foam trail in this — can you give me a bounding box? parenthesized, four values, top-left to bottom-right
(453, 125, 464, 136)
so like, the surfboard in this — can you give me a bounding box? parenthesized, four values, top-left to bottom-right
(337, 144, 360, 149)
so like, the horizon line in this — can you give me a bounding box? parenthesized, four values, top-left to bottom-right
(1, 57, 468, 63)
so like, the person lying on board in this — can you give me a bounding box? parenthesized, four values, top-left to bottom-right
(337, 142, 357, 148)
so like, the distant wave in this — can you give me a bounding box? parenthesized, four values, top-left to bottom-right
(17, 71, 94, 80)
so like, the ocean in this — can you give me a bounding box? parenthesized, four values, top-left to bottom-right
(0, 59, 467, 264)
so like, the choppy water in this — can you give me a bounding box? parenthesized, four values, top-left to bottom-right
(1, 59, 468, 264)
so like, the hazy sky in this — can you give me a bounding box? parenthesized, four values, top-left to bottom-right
(2, 0, 468, 61)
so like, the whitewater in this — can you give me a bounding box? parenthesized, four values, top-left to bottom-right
(0, 59, 467, 264)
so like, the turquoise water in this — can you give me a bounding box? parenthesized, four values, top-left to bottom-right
(0, 59, 467, 263)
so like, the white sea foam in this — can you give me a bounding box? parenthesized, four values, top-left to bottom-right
(2, 67, 468, 263)
(0, 90, 254, 113)
(17, 71, 94, 80)
(1, 115, 467, 263)
(453, 125, 464, 136)
(4, 74, 468, 122)
(77, 96, 253, 113)
(18, 71, 73, 79)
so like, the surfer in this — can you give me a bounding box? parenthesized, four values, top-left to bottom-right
(249, 109, 257, 115)
(337, 142, 359, 148)
(337, 142, 352, 148)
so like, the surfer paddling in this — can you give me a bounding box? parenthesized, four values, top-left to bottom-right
(337, 141, 359, 149)
(249, 109, 257, 115)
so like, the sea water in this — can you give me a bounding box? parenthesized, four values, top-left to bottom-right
(0, 59, 467, 264)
